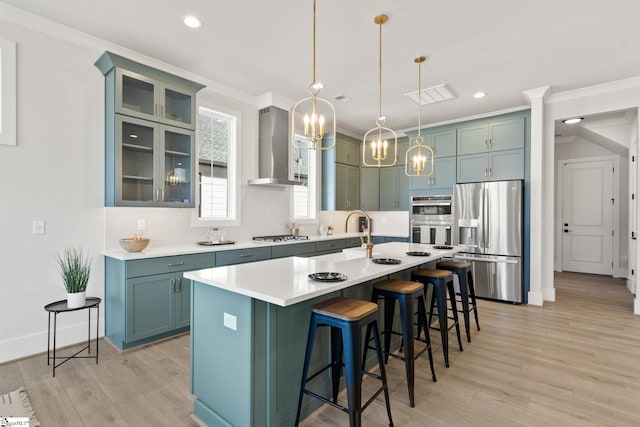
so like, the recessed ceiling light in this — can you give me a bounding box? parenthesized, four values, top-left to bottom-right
(473, 91, 486, 99)
(183, 15, 203, 29)
(562, 117, 584, 124)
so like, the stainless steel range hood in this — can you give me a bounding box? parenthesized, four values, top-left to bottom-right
(248, 106, 304, 187)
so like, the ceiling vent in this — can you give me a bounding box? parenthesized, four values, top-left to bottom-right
(405, 84, 456, 105)
(332, 94, 353, 104)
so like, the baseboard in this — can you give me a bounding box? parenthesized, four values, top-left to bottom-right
(0, 321, 103, 365)
(542, 286, 556, 302)
(527, 291, 544, 306)
(634, 297, 640, 315)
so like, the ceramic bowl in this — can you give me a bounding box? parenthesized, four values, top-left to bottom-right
(119, 238, 150, 252)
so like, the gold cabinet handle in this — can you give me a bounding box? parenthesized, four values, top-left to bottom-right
(168, 261, 185, 267)
(240, 253, 253, 258)
(170, 278, 176, 293)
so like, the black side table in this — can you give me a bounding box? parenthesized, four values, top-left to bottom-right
(44, 297, 101, 377)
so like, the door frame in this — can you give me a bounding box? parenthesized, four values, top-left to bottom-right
(555, 155, 621, 276)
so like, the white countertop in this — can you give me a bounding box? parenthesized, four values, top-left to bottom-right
(103, 232, 371, 260)
(183, 242, 459, 307)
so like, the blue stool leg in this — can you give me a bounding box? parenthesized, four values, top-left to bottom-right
(343, 322, 363, 427)
(382, 295, 396, 362)
(295, 315, 318, 426)
(371, 320, 394, 427)
(456, 269, 472, 342)
(417, 294, 437, 382)
(398, 293, 416, 407)
(434, 279, 450, 368)
(447, 280, 464, 352)
(330, 326, 342, 403)
(468, 270, 480, 331)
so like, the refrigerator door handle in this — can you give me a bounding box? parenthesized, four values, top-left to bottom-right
(484, 187, 489, 251)
(453, 255, 520, 264)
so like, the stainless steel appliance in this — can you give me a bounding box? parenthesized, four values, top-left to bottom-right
(411, 195, 453, 245)
(253, 234, 309, 243)
(452, 180, 523, 303)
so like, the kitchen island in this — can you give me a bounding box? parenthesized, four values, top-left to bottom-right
(184, 242, 457, 427)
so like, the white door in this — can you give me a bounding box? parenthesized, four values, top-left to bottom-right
(562, 159, 614, 274)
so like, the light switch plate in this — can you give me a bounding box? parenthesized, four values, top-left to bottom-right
(33, 220, 45, 235)
(137, 219, 146, 231)
(223, 312, 237, 331)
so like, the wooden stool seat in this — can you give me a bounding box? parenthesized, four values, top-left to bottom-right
(313, 297, 378, 321)
(436, 260, 471, 270)
(373, 279, 424, 294)
(413, 268, 453, 280)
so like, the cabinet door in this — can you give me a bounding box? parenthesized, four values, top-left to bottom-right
(413, 157, 457, 190)
(126, 273, 174, 342)
(360, 168, 379, 210)
(116, 69, 157, 122)
(175, 275, 191, 329)
(335, 163, 348, 210)
(160, 82, 196, 129)
(161, 126, 195, 207)
(336, 137, 360, 166)
(344, 164, 360, 210)
(457, 153, 489, 183)
(379, 167, 398, 210)
(489, 117, 525, 151)
(488, 149, 524, 180)
(457, 123, 488, 155)
(425, 129, 456, 158)
(116, 116, 159, 205)
(396, 167, 410, 210)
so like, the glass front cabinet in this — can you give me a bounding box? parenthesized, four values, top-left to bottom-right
(96, 51, 205, 207)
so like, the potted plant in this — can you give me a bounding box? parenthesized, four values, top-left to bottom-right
(57, 248, 91, 308)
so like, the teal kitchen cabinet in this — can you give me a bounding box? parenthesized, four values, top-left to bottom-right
(116, 115, 195, 206)
(315, 239, 346, 255)
(96, 51, 204, 207)
(271, 242, 316, 259)
(423, 129, 457, 158)
(360, 167, 380, 210)
(379, 166, 409, 211)
(410, 156, 456, 191)
(105, 252, 214, 350)
(336, 133, 361, 166)
(335, 163, 360, 210)
(457, 115, 525, 156)
(215, 246, 272, 266)
(457, 148, 524, 183)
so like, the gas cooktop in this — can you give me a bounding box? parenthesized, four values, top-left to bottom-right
(252, 234, 310, 243)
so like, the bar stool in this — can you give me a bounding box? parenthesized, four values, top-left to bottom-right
(411, 269, 463, 368)
(364, 279, 436, 407)
(436, 260, 480, 342)
(295, 297, 394, 427)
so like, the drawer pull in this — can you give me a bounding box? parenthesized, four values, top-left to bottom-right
(168, 261, 185, 267)
(240, 254, 253, 258)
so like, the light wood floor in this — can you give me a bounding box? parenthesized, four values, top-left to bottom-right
(2, 272, 639, 426)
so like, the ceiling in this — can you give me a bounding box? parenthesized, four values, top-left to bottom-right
(3, 0, 640, 135)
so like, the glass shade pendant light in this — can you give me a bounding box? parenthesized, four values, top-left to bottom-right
(405, 56, 434, 177)
(362, 14, 398, 167)
(291, 0, 336, 150)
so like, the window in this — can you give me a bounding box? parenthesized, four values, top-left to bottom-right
(0, 38, 16, 146)
(292, 135, 317, 220)
(196, 106, 239, 224)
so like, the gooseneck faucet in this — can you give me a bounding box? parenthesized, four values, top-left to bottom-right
(345, 210, 374, 258)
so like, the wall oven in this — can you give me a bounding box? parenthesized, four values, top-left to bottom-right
(411, 195, 453, 245)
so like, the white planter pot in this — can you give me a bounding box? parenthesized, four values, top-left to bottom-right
(67, 291, 86, 308)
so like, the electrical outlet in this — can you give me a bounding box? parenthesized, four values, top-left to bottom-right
(33, 220, 45, 235)
(137, 219, 146, 231)
(223, 312, 237, 331)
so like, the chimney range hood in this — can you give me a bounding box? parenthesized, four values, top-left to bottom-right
(248, 106, 305, 187)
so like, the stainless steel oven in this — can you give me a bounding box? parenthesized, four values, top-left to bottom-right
(411, 195, 453, 245)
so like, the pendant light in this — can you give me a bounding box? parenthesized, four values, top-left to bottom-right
(291, 0, 336, 150)
(405, 56, 434, 177)
(362, 14, 398, 167)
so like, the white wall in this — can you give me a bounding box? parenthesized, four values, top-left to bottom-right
(0, 12, 302, 363)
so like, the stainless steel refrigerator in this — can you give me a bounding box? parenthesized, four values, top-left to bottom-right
(453, 180, 523, 303)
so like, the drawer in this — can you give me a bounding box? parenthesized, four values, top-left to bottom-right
(271, 242, 316, 259)
(315, 239, 346, 253)
(343, 237, 363, 248)
(126, 253, 215, 278)
(215, 246, 272, 266)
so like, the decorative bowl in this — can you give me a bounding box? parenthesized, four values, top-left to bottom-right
(119, 238, 150, 252)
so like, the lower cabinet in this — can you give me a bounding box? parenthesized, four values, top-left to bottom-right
(105, 252, 214, 350)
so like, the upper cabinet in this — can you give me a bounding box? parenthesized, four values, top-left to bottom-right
(457, 116, 525, 155)
(95, 51, 205, 207)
